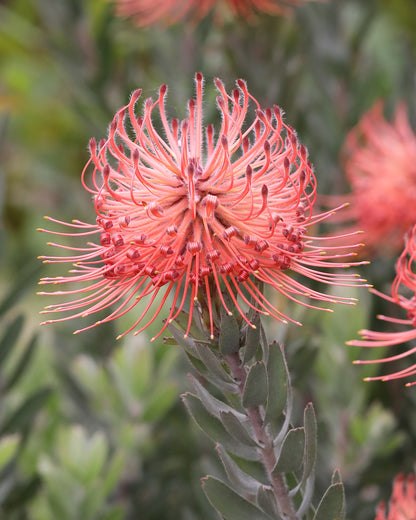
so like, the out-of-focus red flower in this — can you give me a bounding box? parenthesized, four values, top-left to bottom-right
(349, 224, 416, 385)
(375, 473, 416, 520)
(115, 0, 318, 26)
(39, 74, 366, 340)
(325, 101, 416, 257)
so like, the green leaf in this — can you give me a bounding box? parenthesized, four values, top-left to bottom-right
(141, 382, 177, 422)
(190, 375, 243, 420)
(0, 315, 24, 368)
(99, 506, 125, 520)
(5, 334, 38, 391)
(101, 452, 126, 497)
(81, 486, 106, 519)
(182, 393, 261, 461)
(216, 444, 260, 497)
(194, 342, 237, 393)
(256, 486, 280, 519)
(219, 411, 258, 447)
(111, 339, 153, 399)
(0, 476, 42, 511)
(37, 457, 81, 519)
(0, 472, 17, 505)
(265, 342, 287, 423)
(168, 323, 201, 358)
(0, 263, 41, 317)
(57, 427, 107, 484)
(202, 476, 270, 520)
(331, 469, 342, 485)
(162, 337, 178, 346)
(303, 403, 317, 483)
(243, 312, 261, 363)
(242, 362, 268, 409)
(0, 387, 53, 436)
(219, 311, 241, 355)
(0, 436, 20, 471)
(172, 309, 208, 340)
(83, 432, 108, 483)
(313, 483, 345, 520)
(273, 428, 305, 474)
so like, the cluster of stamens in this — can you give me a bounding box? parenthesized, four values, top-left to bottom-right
(350, 224, 416, 385)
(39, 73, 366, 340)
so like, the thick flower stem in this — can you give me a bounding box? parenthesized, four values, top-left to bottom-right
(225, 352, 298, 520)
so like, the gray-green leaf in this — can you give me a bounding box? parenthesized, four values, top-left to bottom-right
(202, 476, 271, 520)
(273, 427, 305, 474)
(243, 361, 268, 409)
(313, 483, 345, 520)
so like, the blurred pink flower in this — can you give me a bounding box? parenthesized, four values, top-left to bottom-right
(115, 0, 318, 26)
(39, 74, 365, 340)
(349, 224, 416, 385)
(375, 473, 416, 520)
(325, 101, 416, 257)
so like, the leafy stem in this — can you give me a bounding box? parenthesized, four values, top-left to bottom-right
(225, 351, 298, 520)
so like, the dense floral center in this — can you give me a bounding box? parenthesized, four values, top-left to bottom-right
(96, 149, 307, 290)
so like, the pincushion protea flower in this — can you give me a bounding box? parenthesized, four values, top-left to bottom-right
(39, 73, 366, 341)
(375, 472, 416, 520)
(115, 0, 317, 26)
(324, 101, 416, 257)
(349, 224, 416, 385)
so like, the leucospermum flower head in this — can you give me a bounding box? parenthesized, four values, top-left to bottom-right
(39, 74, 366, 341)
(115, 0, 317, 26)
(375, 472, 416, 520)
(325, 101, 416, 257)
(349, 224, 416, 385)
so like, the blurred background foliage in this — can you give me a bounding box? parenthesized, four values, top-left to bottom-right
(1, 0, 416, 518)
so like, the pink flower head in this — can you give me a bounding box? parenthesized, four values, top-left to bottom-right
(325, 101, 416, 257)
(39, 74, 366, 341)
(349, 224, 416, 385)
(375, 473, 416, 520)
(115, 0, 317, 26)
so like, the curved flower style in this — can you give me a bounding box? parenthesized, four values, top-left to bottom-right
(325, 101, 416, 257)
(39, 74, 366, 340)
(375, 472, 416, 520)
(115, 0, 316, 26)
(349, 224, 416, 385)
